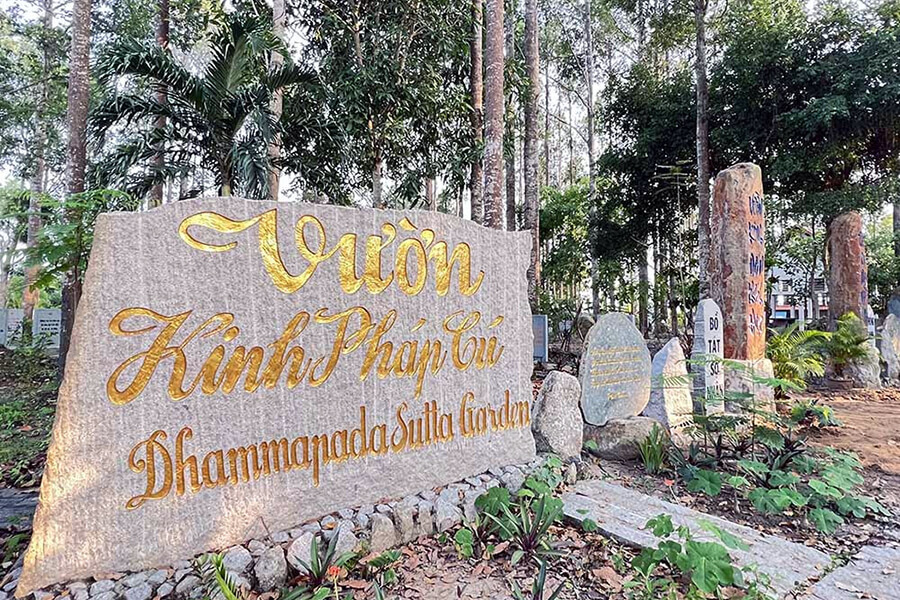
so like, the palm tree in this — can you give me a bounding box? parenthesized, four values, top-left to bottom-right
(90, 11, 315, 200)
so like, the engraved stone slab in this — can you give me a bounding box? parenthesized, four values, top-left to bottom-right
(532, 315, 548, 363)
(0, 309, 7, 347)
(866, 305, 876, 348)
(691, 299, 724, 414)
(709, 163, 766, 361)
(18, 199, 536, 595)
(644, 338, 693, 430)
(578, 313, 650, 426)
(828, 212, 869, 326)
(4, 309, 24, 348)
(32, 308, 62, 348)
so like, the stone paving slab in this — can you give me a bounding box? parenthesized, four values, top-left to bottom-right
(0, 488, 37, 530)
(807, 545, 900, 600)
(562, 479, 831, 598)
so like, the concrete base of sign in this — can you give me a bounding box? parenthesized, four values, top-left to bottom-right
(723, 358, 775, 414)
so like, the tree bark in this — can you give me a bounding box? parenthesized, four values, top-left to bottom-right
(695, 0, 711, 300)
(267, 0, 285, 200)
(59, 0, 93, 375)
(469, 0, 484, 223)
(543, 60, 550, 188)
(150, 0, 169, 207)
(25, 0, 54, 319)
(426, 177, 436, 210)
(372, 154, 383, 208)
(504, 9, 516, 231)
(483, 0, 505, 229)
(524, 0, 540, 310)
(639, 246, 649, 336)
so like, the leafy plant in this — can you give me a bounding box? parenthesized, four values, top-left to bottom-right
(824, 313, 872, 378)
(522, 454, 565, 495)
(288, 533, 356, 592)
(196, 553, 244, 600)
(511, 560, 566, 600)
(637, 423, 668, 475)
(484, 493, 562, 565)
(790, 400, 840, 427)
(359, 549, 402, 588)
(766, 324, 829, 395)
(630, 515, 774, 598)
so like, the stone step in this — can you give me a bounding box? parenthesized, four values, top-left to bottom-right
(562, 479, 831, 598)
(806, 545, 900, 600)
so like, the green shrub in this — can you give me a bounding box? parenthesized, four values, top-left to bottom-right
(766, 324, 829, 394)
(824, 313, 872, 378)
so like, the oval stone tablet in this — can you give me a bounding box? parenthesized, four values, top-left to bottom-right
(578, 313, 651, 426)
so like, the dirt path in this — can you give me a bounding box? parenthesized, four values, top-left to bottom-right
(804, 389, 900, 503)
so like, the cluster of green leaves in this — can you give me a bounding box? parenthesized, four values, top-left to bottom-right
(628, 515, 774, 600)
(282, 534, 357, 600)
(823, 313, 873, 378)
(453, 485, 563, 567)
(638, 423, 668, 475)
(683, 443, 888, 535)
(765, 324, 830, 393)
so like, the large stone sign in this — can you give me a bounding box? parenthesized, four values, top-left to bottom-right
(578, 313, 651, 426)
(4, 309, 24, 348)
(18, 199, 536, 595)
(709, 163, 766, 361)
(691, 299, 725, 414)
(643, 338, 693, 431)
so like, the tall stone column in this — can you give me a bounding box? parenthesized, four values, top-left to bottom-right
(827, 211, 880, 387)
(708, 163, 774, 411)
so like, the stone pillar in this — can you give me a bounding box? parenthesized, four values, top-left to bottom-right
(709, 163, 766, 360)
(709, 163, 773, 411)
(827, 211, 880, 387)
(691, 299, 725, 414)
(827, 212, 867, 326)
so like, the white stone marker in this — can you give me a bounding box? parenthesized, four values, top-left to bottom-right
(579, 313, 651, 426)
(532, 314, 549, 363)
(866, 305, 876, 348)
(0, 309, 7, 347)
(691, 299, 725, 414)
(5, 309, 24, 349)
(32, 308, 62, 348)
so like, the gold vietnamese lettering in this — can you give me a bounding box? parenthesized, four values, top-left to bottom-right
(179, 210, 485, 297)
(126, 392, 528, 509)
(107, 307, 506, 405)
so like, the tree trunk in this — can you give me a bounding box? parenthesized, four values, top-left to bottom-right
(483, 0, 505, 229)
(639, 247, 649, 336)
(469, 0, 484, 223)
(695, 0, 711, 300)
(809, 219, 819, 321)
(372, 153, 384, 208)
(543, 61, 550, 188)
(426, 178, 436, 210)
(150, 0, 169, 207)
(25, 0, 54, 319)
(567, 90, 574, 185)
(267, 0, 285, 200)
(893, 201, 900, 265)
(524, 0, 540, 311)
(504, 10, 516, 231)
(583, 1, 598, 317)
(59, 0, 93, 375)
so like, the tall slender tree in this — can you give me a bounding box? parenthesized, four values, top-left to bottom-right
(470, 0, 485, 223)
(483, 0, 505, 228)
(583, 0, 598, 317)
(268, 0, 286, 200)
(505, 9, 516, 230)
(695, 0, 711, 300)
(59, 0, 93, 371)
(25, 0, 54, 319)
(150, 0, 169, 207)
(524, 0, 540, 309)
